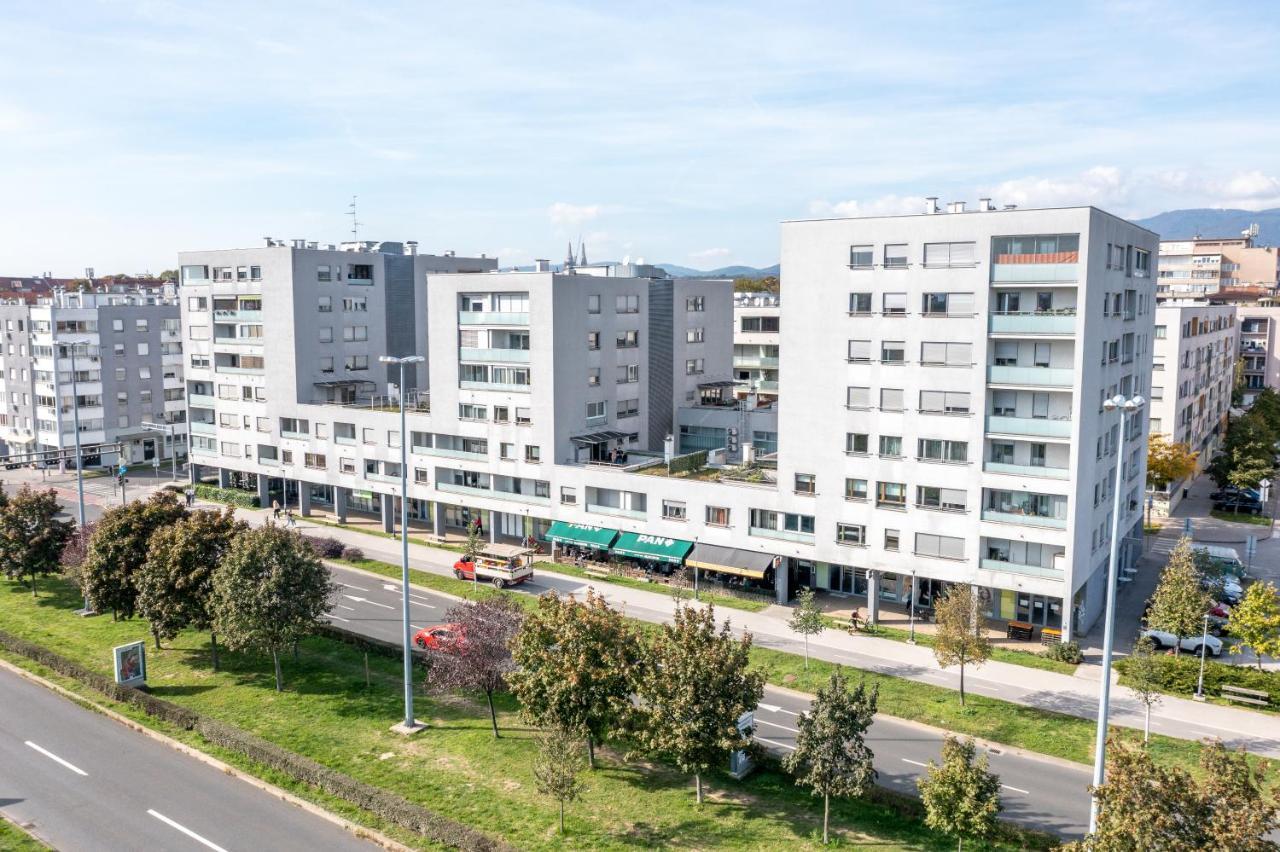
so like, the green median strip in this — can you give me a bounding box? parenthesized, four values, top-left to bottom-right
(0, 815, 49, 851)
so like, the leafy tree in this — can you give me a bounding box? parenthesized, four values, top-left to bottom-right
(631, 603, 765, 803)
(424, 595, 524, 737)
(136, 507, 246, 662)
(1230, 581, 1280, 670)
(0, 486, 73, 597)
(81, 491, 185, 619)
(1125, 637, 1163, 743)
(532, 727, 586, 834)
(917, 736, 1001, 852)
(209, 525, 337, 691)
(1227, 453, 1274, 502)
(732, 275, 779, 294)
(59, 519, 97, 592)
(788, 586, 825, 670)
(464, 514, 483, 562)
(1146, 537, 1212, 645)
(1146, 434, 1198, 490)
(508, 589, 638, 768)
(931, 584, 991, 707)
(783, 668, 878, 845)
(157, 269, 179, 282)
(1198, 740, 1280, 848)
(1210, 412, 1277, 488)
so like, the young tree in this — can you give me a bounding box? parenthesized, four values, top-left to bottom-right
(788, 586, 825, 670)
(1230, 581, 1280, 670)
(136, 507, 247, 662)
(931, 584, 991, 707)
(1146, 434, 1198, 491)
(1146, 537, 1212, 646)
(783, 668, 878, 844)
(0, 486, 73, 597)
(464, 513, 483, 561)
(631, 603, 765, 803)
(508, 589, 638, 768)
(532, 727, 586, 834)
(209, 525, 337, 691)
(1198, 740, 1280, 847)
(424, 595, 524, 737)
(59, 519, 96, 593)
(81, 491, 185, 619)
(1227, 453, 1274, 506)
(1125, 636, 1163, 743)
(917, 736, 1001, 852)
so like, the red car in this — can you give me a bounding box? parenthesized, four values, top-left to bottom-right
(412, 623, 465, 651)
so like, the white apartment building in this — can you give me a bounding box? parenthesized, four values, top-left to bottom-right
(181, 204, 1156, 642)
(733, 292, 780, 401)
(1238, 303, 1280, 405)
(1149, 301, 1237, 509)
(1157, 231, 1280, 298)
(0, 287, 186, 466)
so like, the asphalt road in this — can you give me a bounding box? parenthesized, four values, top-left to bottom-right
(327, 562, 1092, 837)
(0, 665, 375, 852)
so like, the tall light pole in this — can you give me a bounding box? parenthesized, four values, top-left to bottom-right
(69, 342, 92, 616)
(908, 570, 917, 644)
(380, 354, 426, 734)
(1089, 393, 1144, 833)
(1195, 614, 1211, 700)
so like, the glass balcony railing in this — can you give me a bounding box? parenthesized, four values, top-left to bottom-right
(984, 416, 1072, 438)
(749, 525, 815, 543)
(980, 558, 1064, 579)
(987, 365, 1073, 387)
(981, 509, 1067, 529)
(982, 461, 1071, 479)
(989, 313, 1077, 335)
(189, 421, 216, 434)
(586, 502, 645, 520)
(733, 356, 780, 369)
(458, 312, 529, 326)
(459, 347, 530, 363)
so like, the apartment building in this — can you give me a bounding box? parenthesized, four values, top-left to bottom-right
(1149, 301, 1237, 509)
(0, 287, 186, 465)
(182, 204, 1155, 643)
(1158, 230, 1280, 298)
(733, 292, 780, 400)
(1237, 302, 1280, 405)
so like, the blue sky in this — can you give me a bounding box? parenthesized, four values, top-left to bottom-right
(3, 0, 1280, 274)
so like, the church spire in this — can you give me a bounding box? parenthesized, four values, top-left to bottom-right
(565, 240, 575, 269)
(579, 239, 587, 266)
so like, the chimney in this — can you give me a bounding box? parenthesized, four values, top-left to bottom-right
(925, 197, 940, 214)
(954, 201, 966, 213)
(291, 239, 305, 249)
(263, 236, 274, 247)
(405, 240, 419, 256)
(979, 198, 994, 212)
(663, 434, 675, 465)
(534, 259, 551, 272)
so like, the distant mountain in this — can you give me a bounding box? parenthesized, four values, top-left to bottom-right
(1133, 208, 1280, 244)
(656, 263, 780, 278)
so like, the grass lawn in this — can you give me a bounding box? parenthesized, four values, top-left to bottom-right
(1209, 510, 1273, 526)
(0, 576, 1045, 851)
(0, 817, 48, 851)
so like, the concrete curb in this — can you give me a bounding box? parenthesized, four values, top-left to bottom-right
(0, 656, 411, 852)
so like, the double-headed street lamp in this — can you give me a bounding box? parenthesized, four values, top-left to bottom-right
(1089, 393, 1145, 834)
(379, 354, 426, 734)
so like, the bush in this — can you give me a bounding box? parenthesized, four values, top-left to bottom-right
(1042, 641, 1084, 665)
(668, 450, 708, 475)
(194, 483, 260, 509)
(1116, 652, 1280, 708)
(304, 537, 345, 559)
(340, 546, 364, 562)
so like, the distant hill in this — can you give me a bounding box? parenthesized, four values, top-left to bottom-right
(656, 263, 780, 278)
(1134, 208, 1280, 244)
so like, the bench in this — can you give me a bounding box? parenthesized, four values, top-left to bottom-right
(1222, 685, 1270, 707)
(1040, 627, 1063, 646)
(1006, 621, 1035, 641)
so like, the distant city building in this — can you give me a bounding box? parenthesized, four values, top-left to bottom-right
(1157, 228, 1280, 298)
(1237, 302, 1280, 405)
(733, 292, 780, 401)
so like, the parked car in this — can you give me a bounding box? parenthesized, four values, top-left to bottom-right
(412, 623, 465, 651)
(1213, 495, 1264, 515)
(1210, 487, 1260, 502)
(1207, 602, 1232, 619)
(1141, 628, 1222, 657)
(1193, 545, 1250, 580)
(1201, 574, 1244, 605)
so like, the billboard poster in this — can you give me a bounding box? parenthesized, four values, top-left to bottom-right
(113, 641, 147, 687)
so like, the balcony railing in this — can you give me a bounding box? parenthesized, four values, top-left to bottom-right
(981, 509, 1067, 529)
(987, 365, 1073, 387)
(189, 421, 216, 434)
(458, 312, 529, 326)
(459, 347, 531, 364)
(437, 480, 550, 504)
(213, 309, 263, 322)
(749, 525, 815, 543)
(188, 393, 215, 407)
(983, 461, 1071, 479)
(981, 558, 1064, 579)
(733, 356, 780, 369)
(988, 312, 1077, 335)
(991, 255, 1079, 284)
(459, 380, 531, 393)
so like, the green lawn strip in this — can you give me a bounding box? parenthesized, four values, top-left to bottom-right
(0, 578, 1035, 851)
(0, 814, 49, 851)
(1208, 510, 1273, 526)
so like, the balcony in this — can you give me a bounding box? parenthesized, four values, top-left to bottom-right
(733, 356, 780, 369)
(347, 277, 374, 286)
(983, 461, 1070, 480)
(188, 393, 215, 407)
(213, 310, 263, 322)
(585, 502, 646, 520)
(458, 312, 529, 326)
(213, 335, 262, 346)
(988, 312, 1077, 336)
(436, 480, 549, 504)
(459, 380, 531, 393)
(749, 525, 815, 544)
(981, 558, 1064, 580)
(214, 365, 264, 375)
(981, 509, 1066, 530)
(190, 421, 216, 434)
(459, 347, 531, 364)
(991, 258, 1078, 284)
(755, 380, 779, 392)
(987, 365, 1073, 387)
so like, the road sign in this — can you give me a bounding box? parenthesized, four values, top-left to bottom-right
(1246, 535, 1258, 557)
(1183, 518, 1193, 536)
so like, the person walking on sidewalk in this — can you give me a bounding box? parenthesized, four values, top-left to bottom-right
(285, 508, 296, 528)
(272, 499, 281, 521)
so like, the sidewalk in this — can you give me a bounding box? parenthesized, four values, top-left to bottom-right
(214, 499, 1280, 759)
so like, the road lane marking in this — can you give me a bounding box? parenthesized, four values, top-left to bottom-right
(25, 741, 88, 776)
(901, 758, 928, 768)
(337, 582, 370, 592)
(336, 604, 356, 611)
(758, 702, 801, 716)
(147, 809, 230, 852)
(1001, 784, 1030, 795)
(327, 614, 350, 623)
(343, 594, 394, 610)
(755, 735, 796, 751)
(756, 719, 799, 734)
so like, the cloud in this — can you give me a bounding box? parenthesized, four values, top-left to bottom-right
(983, 167, 1280, 214)
(547, 202, 601, 228)
(985, 166, 1130, 209)
(690, 247, 731, 260)
(807, 195, 924, 218)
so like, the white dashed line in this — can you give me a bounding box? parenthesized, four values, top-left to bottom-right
(337, 582, 370, 592)
(1002, 784, 1030, 795)
(25, 741, 88, 776)
(755, 735, 796, 751)
(901, 758, 928, 768)
(336, 604, 356, 611)
(326, 614, 350, 623)
(147, 810, 229, 852)
(756, 718, 800, 734)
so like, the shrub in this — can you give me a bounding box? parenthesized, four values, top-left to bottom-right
(668, 450, 708, 475)
(340, 546, 364, 562)
(1042, 641, 1084, 665)
(305, 537, 345, 559)
(1115, 652, 1280, 708)
(194, 483, 260, 509)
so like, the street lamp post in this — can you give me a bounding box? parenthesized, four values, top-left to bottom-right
(380, 354, 426, 735)
(908, 571, 917, 644)
(69, 342, 92, 616)
(1089, 394, 1145, 834)
(1195, 614, 1211, 700)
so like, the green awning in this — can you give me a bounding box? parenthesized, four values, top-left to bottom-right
(546, 521, 618, 549)
(611, 532, 693, 565)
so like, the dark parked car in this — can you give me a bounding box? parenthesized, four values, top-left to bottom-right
(1210, 487, 1261, 502)
(1213, 495, 1264, 515)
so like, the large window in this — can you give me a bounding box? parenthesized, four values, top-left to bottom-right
(846, 386, 870, 408)
(848, 339, 871, 362)
(882, 293, 907, 315)
(876, 481, 906, 508)
(920, 341, 972, 366)
(836, 523, 866, 545)
(848, 293, 872, 314)
(849, 245, 873, 268)
(917, 486, 967, 512)
(923, 242, 976, 267)
(844, 478, 868, 500)
(883, 244, 908, 269)
(918, 438, 968, 462)
(921, 292, 975, 316)
(915, 533, 965, 559)
(616, 294, 639, 313)
(992, 234, 1079, 261)
(919, 390, 970, 414)
(741, 316, 780, 333)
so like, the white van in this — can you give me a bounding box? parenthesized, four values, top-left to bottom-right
(1194, 545, 1247, 579)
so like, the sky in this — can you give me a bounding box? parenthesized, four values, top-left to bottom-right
(2, 0, 1280, 275)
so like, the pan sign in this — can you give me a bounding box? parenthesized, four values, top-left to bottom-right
(635, 534, 676, 547)
(113, 641, 147, 687)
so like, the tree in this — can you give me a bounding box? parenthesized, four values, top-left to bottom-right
(81, 491, 185, 619)
(59, 519, 96, 593)
(532, 728, 586, 834)
(136, 507, 247, 663)
(788, 587, 825, 670)
(1146, 537, 1212, 646)
(1227, 452, 1274, 502)
(931, 584, 991, 707)
(783, 668, 878, 844)
(1230, 581, 1280, 670)
(1146, 434, 1198, 490)
(1198, 740, 1280, 848)
(631, 603, 765, 803)
(917, 736, 1001, 852)
(209, 525, 337, 691)
(508, 589, 638, 768)
(464, 514, 483, 563)
(1125, 637, 1163, 743)
(424, 595, 524, 737)
(0, 486, 73, 597)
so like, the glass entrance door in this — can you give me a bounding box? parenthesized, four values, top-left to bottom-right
(1016, 594, 1063, 627)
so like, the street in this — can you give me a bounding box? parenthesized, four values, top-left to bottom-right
(0, 665, 375, 851)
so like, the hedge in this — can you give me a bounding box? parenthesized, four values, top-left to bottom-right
(0, 629, 509, 851)
(1116, 653, 1279, 709)
(194, 484, 260, 509)
(668, 449, 708, 475)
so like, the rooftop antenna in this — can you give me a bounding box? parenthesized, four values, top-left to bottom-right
(347, 195, 361, 244)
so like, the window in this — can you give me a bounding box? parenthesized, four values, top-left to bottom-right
(362, 427, 376, 444)
(414, 467, 429, 484)
(687, 327, 704, 343)
(348, 263, 373, 281)
(849, 245, 873, 268)
(920, 341, 972, 366)
(750, 509, 815, 535)
(561, 486, 577, 505)
(136, 343, 149, 356)
(740, 316, 780, 333)
(1154, 325, 1166, 339)
(876, 481, 906, 507)
(516, 407, 531, 425)
(848, 292, 872, 314)
(879, 388, 904, 411)
(915, 533, 965, 559)
(882, 292, 907, 315)
(919, 390, 970, 414)
(844, 478, 868, 500)
(588, 367, 600, 387)
(685, 358, 704, 375)
(880, 341, 905, 363)
(112, 318, 124, 332)
(304, 453, 327, 470)
(706, 505, 730, 526)
(320, 356, 334, 373)
(794, 473, 816, 495)
(500, 442, 515, 460)
(1134, 248, 1150, 278)
(846, 386, 870, 408)
(847, 339, 871, 362)
(459, 403, 487, 421)
(836, 523, 866, 545)
(615, 294, 639, 313)
(182, 265, 208, 282)
(345, 355, 368, 371)
(878, 435, 903, 457)
(883, 244, 908, 268)
(115, 367, 127, 381)
(616, 330, 639, 348)
(917, 486, 967, 511)
(587, 400, 607, 421)
(493, 406, 510, 423)
(343, 297, 367, 312)
(663, 500, 687, 521)
(317, 265, 332, 282)
(319, 327, 333, 343)
(617, 398, 640, 418)
(587, 331, 600, 350)
(187, 296, 207, 311)
(923, 241, 976, 267)
(587, 294, 600, 314)
(135, 318, 149, 332)
(250, 265, 261, 280)
(922, 292, 974, 316)
(318, 296, 332, 313)
(918, 438, 968, 462)
(525, 445, 541, 463)
(994, 341, 1018, 365)
(884, 529, 900, 551)
(342, 325, 368, 342)
(187, 326, 207, 341)
(686, 296, 705, 312)
(845, 432, 869, 454)
(617, 364, 639, 383)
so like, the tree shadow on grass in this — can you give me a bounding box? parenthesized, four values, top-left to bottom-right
(147, 683, 218, 698)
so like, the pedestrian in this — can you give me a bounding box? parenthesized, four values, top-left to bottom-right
(473, 514, 483, 537)
(185, 487, 195, 507)
(286, 509, 296, 527)
(272, 499, 280, 520)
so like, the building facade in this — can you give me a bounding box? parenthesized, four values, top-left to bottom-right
(1158, 232, 1280, 298)
(733, 292, 780, 400)
(1237, 302, 1280, 405)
